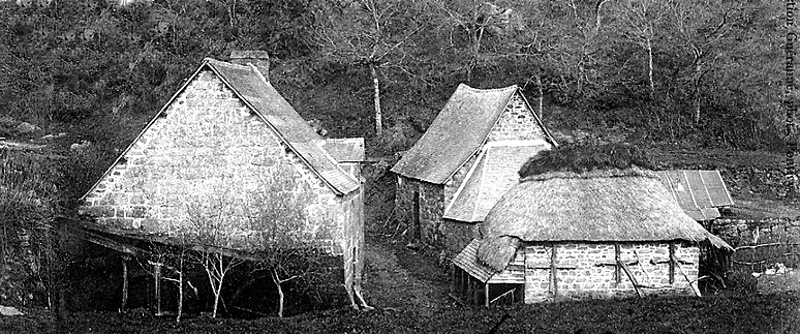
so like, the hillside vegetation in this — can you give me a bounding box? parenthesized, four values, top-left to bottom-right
(0, 0, 797, 320)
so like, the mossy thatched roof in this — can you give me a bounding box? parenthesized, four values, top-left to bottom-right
(477, 167, 732, 271)
(518, 142, 657, 178)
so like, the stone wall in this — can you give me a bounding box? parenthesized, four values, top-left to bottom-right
(79, 69, 362, 290)
(487, 94, 545, 142)
(523, 242, 699, 303)
(394, 176, 443, 242)
(395, 92, 551, 254)
(709, 218, 800, 272)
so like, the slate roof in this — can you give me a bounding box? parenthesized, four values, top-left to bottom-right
(391, 84, 557, 184)
(443, 143, 550, 222)
(654, 170, 733, 221)
(323, 138, 365, 162)
(81, 58, 359, 200)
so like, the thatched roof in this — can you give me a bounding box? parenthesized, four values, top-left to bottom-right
(81, 57, 359, 199)
(391, 84, 556, 184)
(477, 167, 732, 271)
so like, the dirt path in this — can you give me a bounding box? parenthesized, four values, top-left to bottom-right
(361, 239, 452, 312)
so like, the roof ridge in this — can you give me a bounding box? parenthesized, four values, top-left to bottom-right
(204, 57, 251, 69)
(457, 83, 519, 93)
(521, 167, 658, 182)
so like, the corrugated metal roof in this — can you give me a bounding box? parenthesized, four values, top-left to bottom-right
(323, 138, 365, 162)
(453, 239, 495, 282)
(453, 238, 525, 284)
(390, 84, 556, 184)
(444, 144, 549, 222)
(654, 170, 733, 221)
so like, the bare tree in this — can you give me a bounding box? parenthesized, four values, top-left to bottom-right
(436, 0, 524, 81)
(313, 0, 430, 136)
(613, 0, 668, 98)
(181, 185, 246, 318)
(245, 181, 332, 317)
(667, 0, 739, 122)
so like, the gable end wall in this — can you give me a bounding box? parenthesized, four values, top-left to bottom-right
(488, 93, 545, 142)
(79, 70, 360, 258)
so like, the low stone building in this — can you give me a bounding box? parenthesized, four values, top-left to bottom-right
(452, 167, 731, 305)
(390, 84, 557, 254)
(76, 51, 369, 310)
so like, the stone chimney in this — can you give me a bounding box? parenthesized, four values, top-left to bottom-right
(229, 50, 270, 82)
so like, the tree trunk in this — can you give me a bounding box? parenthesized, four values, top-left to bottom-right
(694, 63, 702, 123)
(176, 258, 184, 323)
(154, 263, 162, 316)
(271, 270, 285, 318)
(371, 65, 382, 137)
(212, 279, 222, 318)
(536, 75, 544, 119)
(646, 37, 654, 97)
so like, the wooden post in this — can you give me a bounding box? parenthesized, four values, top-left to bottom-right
(668, 243, 676, 284)
(451, 265, 456, 293)
(472, 279, 480, 306)
(617, 260, 644, 298)
(121, 257, 129, 312)
(466, 275, 474, 304)
(484, 283, 490, 307)
(462, 270, 468, 298)
(672, 254, 701, 297)
(614, 244, 621, 285)
(154, 262, 162, 315)
(550, 244, 558, 300)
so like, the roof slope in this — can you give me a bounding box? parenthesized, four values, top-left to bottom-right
(391, 84, 555, 184)
(443, 144, 549, 222)
(478, 168, 731, 271)
(654, 170, 733, 221)
(323, 138, 365, 162)
(81, 58, 359, 199)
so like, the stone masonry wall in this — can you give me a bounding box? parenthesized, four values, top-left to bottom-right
(395, 93, 550, 255)
(524, 242, 699, 303)
(710, 218, 800, 272)
(79, 70, 356, 257)
(394, 176, 443, 243)
(487, 93, 545, 142)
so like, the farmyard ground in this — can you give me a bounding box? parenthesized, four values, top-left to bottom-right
(2, 236, 800, 334)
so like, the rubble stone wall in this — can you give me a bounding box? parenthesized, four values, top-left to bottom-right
(524, 242, 699, 303)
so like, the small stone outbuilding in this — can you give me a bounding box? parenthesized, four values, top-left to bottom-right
(391, 84, 557, 254)
(77, 51, 369, 309)
(452, 168, 732, 305)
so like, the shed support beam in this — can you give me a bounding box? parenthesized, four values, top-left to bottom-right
(154, 262, 162, 315)
(121, 256, 129, 312)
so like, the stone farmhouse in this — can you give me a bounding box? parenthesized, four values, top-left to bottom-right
(451, 167, 732, 305)
(391, 84, 557, 254)
(76, 51, 369, 309)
